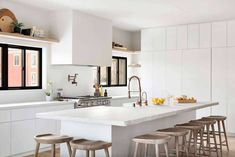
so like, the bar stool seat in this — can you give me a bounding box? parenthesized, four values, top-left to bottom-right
(133, 134, 171, 157)
(70, 139, 111, 157)
(156, 127, 189, 157)
(34, 134, 73, 157)
(204, 115, 226, 121)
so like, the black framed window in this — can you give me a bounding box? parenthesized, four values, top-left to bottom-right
(0, 43, 42, 90)
(97, 56, 127, 87)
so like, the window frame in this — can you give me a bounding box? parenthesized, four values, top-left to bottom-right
(0, 43, 42, 90)
(97, 56, 127, 87)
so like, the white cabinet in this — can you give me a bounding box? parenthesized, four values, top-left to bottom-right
(166, 27, 177, 50)
(212, 21, 227, 47)
(152, 28, 166, 50)
(141, 29, 154, 51)
(227, 20, 235, 46)
(211, 48, 227, 116)
(188, 24, 199, 49)
(182, 49, 211, 118)
(0, 110, 10, 123)
(0, 123, 11, 157)
(200, 23, 211, 48)
(140, 52, 153, 98)
(227, 47, 235, 133)
(11, 108, 35, 121)
(166, 50, 182, 96)
(51, 10, 112, 66)
(152, 51, 166, 97)
(11, 120, 36, 155)
(177, 25, 188, 49)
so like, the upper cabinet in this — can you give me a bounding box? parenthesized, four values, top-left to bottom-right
(188, 24, 199, 49)
(141, 28, 165, 51)
(212, 21, 227, 47)
(199, 23, 211, 48)
(227, 20, 235, 47)
(177, 25, 188, 49)
(50, 10, 112, 66)
(166, 27, 177, 50)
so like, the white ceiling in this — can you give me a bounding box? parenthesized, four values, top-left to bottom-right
(10, 0, 235, 31)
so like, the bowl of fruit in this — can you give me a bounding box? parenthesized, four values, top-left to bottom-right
(152, 98, 165, 105)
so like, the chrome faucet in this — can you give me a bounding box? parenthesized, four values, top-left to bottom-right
(128, 76, 142, 106)
(142, 91, 148, 106)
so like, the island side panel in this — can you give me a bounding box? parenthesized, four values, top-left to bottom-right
(112, 110, 196, 157)
(60, 121, 112, 157)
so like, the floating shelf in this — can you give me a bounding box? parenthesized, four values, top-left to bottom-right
(128, 64, 141, 68)
(0, 32, 59, 44)
(112, 48, 140, 55)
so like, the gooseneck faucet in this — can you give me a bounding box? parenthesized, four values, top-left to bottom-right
(142, 91, 148, 106)
(128, 76, 142, 106)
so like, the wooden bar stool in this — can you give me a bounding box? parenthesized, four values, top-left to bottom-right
(190, 119, 219, 157)
(203, 116, 229, 155)
(34, 134, 73, 157)
(133, 133, 171, 157)
(175, 123, 205, 157)
(70, 139, 111, 157)
(155, 127, 190, 157)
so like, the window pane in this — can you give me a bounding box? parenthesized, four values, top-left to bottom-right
(100, 67, 108, 86)
(26, 50, 40, 86)
(119, 59, 126, 85)
(111, 58, 118, 85)
(0, 47, 1, 87)
(8, 48, 22, 87)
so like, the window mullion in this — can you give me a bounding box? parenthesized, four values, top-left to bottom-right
(22, 49, 26, 88)
(2, 44, 8, 89)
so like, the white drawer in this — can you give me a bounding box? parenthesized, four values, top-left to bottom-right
(35, 104, 74, 114)
(0, 110, 11, 123)
(11, 108, 35, 121)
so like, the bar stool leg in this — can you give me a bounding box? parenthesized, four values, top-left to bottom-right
(188, 130, 193, 153)
(51, 144, 56, 157)
(86, 150, 89, 157)
(104, 148, 110, 157)
(222, 120, 229, 151)
(164, 143, 169, 157)
(206, 125, 211, 156)
(212, 124, 219, 157)
(133, 142, 139, 157)
(34, 143, 40, 157)
(71, 148, 76, 157)
(193, 130, 198, 157)
(175, 136, 179, 157)
(91, 150, 95, 157)
(155, 144, 159, 157)
(199, 128, 205, 156)
(217, 120, 223, 156)
(144, 144, 148, 157)
(66, 142, 72, 157)
(183, 135, 189, 157)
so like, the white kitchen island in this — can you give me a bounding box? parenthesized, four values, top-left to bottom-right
(37, 102, 218, 157)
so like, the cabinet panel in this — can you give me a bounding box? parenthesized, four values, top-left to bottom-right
(0, 110, 11, 123)
(140, 52, 153, 98)
(182, 49, 211, 118)
(0, 123, 11, 157)
(188, 24, 199, 49)
(166, 27, 177, 50)
(211, 48, 227, 116)
(227, 47, 235, 133)
(152, 51, 166, 97)
(11, 120, 35, 155)
(166, 50, 182, 96)
(152, 28, 166, 50)
(141, 29, 153, 51)
(212, 21, 227, 47)
(227, 20, 235, 46)
(177, 25, 188, 49)
(200, 23, 211, 48)
(11, 108, 35, 121)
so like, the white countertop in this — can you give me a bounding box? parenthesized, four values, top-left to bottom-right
(37, 101, 218, 126)
(0, 101, 74, 110)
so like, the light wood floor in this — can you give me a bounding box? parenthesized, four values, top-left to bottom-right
(25, 137, 235, 157)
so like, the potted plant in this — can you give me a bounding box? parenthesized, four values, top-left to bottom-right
(11, 20, 24, 33)
(45, 91, 52, 101)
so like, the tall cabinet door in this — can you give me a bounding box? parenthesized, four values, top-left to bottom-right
(0, 123, 11, 156)
(140, 52, 153, 98)
(211, 48, 227, 116)
(182, 49, 211, 118)
(152, 51, 166, 97)
(166, 50, 182, 96)
(227, 47, 235, 133)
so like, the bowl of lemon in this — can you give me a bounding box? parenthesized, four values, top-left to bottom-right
(152, 98, 165, 105)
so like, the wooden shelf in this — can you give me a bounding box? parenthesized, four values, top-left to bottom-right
(0, 32, 59, 44)
(112, 48, 140, 55)
(128, 64, 141, 68)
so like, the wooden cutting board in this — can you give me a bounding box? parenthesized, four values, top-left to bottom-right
(0, 8, 17, 33)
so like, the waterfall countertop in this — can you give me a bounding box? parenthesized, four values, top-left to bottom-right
(36, 101, 218, 127)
